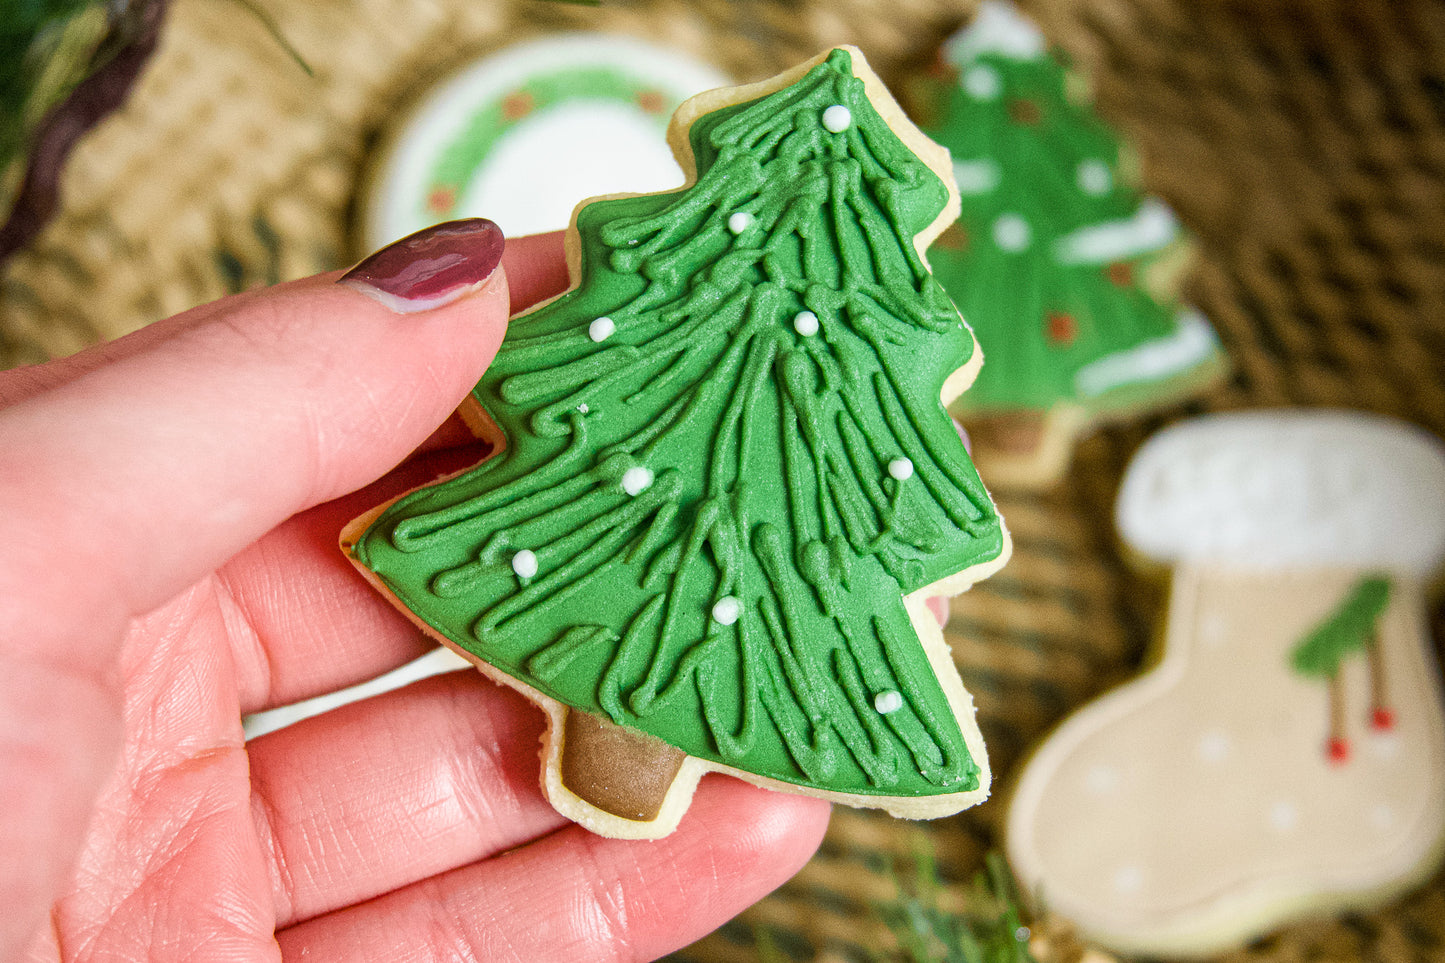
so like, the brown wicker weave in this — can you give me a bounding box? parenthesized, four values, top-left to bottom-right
(4, 1, 1442, 960)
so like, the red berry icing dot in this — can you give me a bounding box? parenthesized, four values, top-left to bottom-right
(1372, 707, 1397, 731)
(1327, 737, 1351, 765)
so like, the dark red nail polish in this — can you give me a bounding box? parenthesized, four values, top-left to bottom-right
(340, 218, 505, 313)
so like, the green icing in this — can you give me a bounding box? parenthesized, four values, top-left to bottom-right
(352, 49, 1005, 798)
(916, 35, 1222, 414)
(1291, 576, 1392, 679)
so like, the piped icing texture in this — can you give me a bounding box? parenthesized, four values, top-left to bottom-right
(350, 50, 1005, 799)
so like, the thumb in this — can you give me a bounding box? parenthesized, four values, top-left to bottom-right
(0, 217, 510, 656)
(0, 218, 511, 959)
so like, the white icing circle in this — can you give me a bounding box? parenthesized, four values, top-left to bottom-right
(1077, 158, 1112, 195)
(963, 64, 1003, 100)
(1113, 864, 1145, 895)
(1269, 800, 1299, 833)
(711, 596, 742, 625)
(793, 310, 820, 336)
(888, 457, 915, 481)
(874, 690, 904, 714)
(511, 549, 539, 579)
(728, 211, 755, 234)
(621, 465, 654, 496)
(588, 316, 616, 342)
(822, 104, 853, 132)
(1196, 729, 1231, 764)
(992, 213, 1031, 252)
(1085, 765, 1119, 796)
(577, 402, 590, 414)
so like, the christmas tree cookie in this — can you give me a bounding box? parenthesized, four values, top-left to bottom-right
(911, 1, 1226, 486)
(1006, 410, 1445, 955)
(344, 48, 1011, 839)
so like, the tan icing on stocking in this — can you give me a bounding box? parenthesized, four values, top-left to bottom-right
(1006, 410, 1445, 955)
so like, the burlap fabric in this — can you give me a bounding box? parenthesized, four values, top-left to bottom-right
(3, 1, 1443, 960)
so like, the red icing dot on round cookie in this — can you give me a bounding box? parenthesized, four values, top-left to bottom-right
(503, 91, 535, 120)
(427, 186, 456, 215)
(1372, 707, 1397, 731)
(1327, 736, 1351, 765)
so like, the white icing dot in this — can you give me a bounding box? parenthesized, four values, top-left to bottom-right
(1085, 765, 1119, 796)
(993, 214, 1031, 252)
(874, 690, 904, 714)
(511, 549, 538, 579)
(1370, 803, 1396, 832)
(728, 211, 755, 234)
(588, 316, 616, 342)
(1269, 800, 1299, 833)
(888, 457, 915, 481)
(963, 64, 1002, 100)
(577, 403, 590, 414)
(621, 465, 654, 496)
(793, 310, 820, 336)
(1197, 729, 1231, 763)
(822, 104, 853, 132)
(712, 596, 742, 625)
(1077, 158, 1112, 196)
(1369, 731, 1402, 760)
(1113, 864, 1144, 895)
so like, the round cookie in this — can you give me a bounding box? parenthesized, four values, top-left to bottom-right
(359, 33, 729, 247)
(1006, 409, 1445, 955)
(344, 47, 1011, 839)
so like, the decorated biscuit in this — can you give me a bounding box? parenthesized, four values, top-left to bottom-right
(910, 1, 1226, 487)
(344, 48, 1011, 839)
(360, 33, 729, 246)
(1006, 409, 1445, 955)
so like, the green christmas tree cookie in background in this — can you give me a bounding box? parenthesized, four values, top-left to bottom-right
(344, 47, 1010, 839)
(910, 0, 1227, 486)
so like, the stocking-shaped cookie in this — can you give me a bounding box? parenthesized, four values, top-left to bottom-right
(1006, 410, 1445, 955)
(344, 48, 1010, 839)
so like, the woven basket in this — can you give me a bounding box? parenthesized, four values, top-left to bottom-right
(4, 1, 1443, 960)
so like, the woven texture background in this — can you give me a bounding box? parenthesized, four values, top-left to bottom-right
(3, 0, 1444, 960)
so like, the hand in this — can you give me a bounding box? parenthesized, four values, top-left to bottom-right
(0, 221, 830, 962)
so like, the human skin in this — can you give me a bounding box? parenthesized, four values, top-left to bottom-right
(0, 226, 832, 963)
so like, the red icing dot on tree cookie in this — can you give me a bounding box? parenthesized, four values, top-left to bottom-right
(1008, 98, 1042, 124)
(1106, 261, 1134, 287)
(1045, 311, 1077, 345)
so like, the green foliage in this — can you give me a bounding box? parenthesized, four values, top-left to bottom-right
(873, 846, 1037, 963)
(0, 0, 111, 178)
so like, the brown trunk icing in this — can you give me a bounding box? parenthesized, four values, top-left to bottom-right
(559, 708, 687, 822)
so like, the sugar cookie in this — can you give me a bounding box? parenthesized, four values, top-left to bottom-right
(344, 47, 1011, 839)
(1006, 409, 1445, 955)
(910, 1, 1226, 487)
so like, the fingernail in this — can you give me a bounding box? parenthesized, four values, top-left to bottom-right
(340, 218, 505, 313)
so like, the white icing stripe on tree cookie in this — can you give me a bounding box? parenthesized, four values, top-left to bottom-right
(1072, 308, 1217, 398)
(1052, 197, 1180, 265)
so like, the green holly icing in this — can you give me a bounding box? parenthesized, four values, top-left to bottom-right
(350, 49, 1005, 799)
(916, 9, 1223, 415)
(426, 66, 678, 220)
(1291, 576, 1392, 679)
